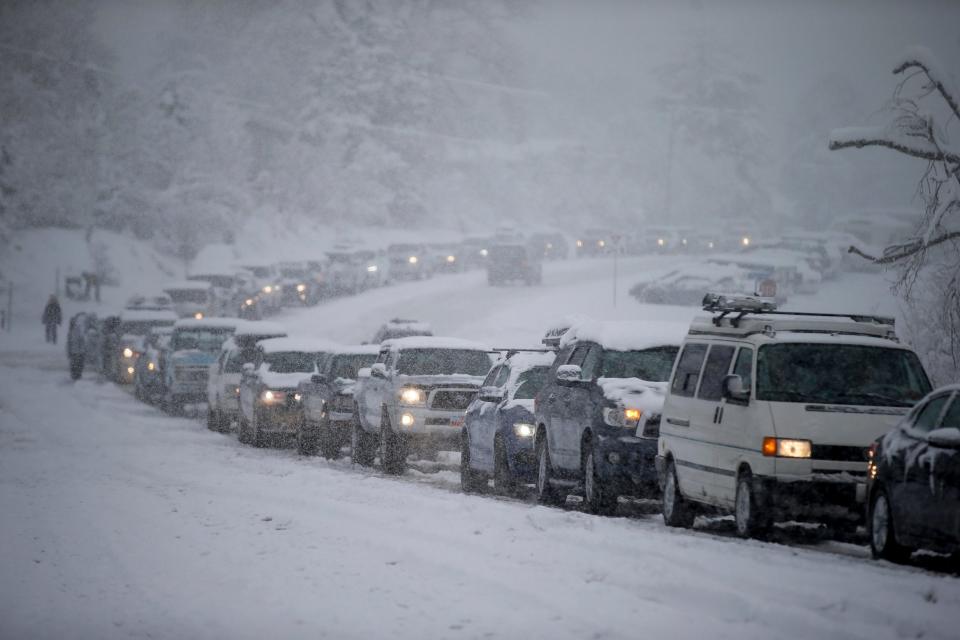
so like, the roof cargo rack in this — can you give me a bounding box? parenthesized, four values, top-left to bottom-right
(701, 292, 895, 329)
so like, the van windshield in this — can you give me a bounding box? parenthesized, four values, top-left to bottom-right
(171, 329, 232, 352)
(757, 343, 931, 407)
(264, 352, 317, 374)
(396, 349, 491, 376)
(601, 347, 679, 382)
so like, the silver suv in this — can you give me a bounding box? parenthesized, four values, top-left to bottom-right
(352, 337, 493, 473)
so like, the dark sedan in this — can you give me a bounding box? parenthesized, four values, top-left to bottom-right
(867, 385, 960, 562)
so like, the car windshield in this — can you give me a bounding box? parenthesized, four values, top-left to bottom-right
(757, 343, 931, 406)
(396, 349, 491, 376)
(601, 347, 679, 382)
(166, 289, 208, 303)
(171, 329, 232, 352)
(264, 351, 317, 374)
(330, 354, 378, 379)
(513, 367, 549, 399)
(120, 320, 174, 336)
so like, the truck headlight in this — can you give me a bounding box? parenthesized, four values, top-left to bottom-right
(513, 422, 535, 438)
(123, 347, 134, 358)
(400, 412, 415, 427)
(399, 387, 425, 405)
(262, 389, 285, 403)
(762, 437, 811, 458)
(603, 407, 642, 428)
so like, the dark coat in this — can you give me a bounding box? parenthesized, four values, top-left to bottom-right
(42, 299, 62, 326)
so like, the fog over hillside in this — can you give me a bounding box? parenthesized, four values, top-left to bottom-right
(1, 0, 957, 256)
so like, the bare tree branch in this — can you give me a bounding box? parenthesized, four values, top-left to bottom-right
(848, 230, 960, 264)
(828, 135, 960, 165)
(894, 55, 960, 122)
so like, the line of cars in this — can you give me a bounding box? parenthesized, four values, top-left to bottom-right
(73, 289, 958, 565)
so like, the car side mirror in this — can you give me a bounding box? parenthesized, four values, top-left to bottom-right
(479, 386, 505, 403)
(722, 374, 750, 402)
(556, 364, 583, 385)
(370, 363, 387, 379)
(927, 427, 960, 449)
(311, 373, 327, 385)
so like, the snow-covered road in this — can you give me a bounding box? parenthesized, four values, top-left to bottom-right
(2, 258, 958, 639)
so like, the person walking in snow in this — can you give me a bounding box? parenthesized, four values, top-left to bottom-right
(42, 294, 62, 344)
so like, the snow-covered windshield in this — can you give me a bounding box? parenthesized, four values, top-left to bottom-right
(757, 344, 931, 407)
(120, 320, 174, 337)
(171, 329, 232, 352)
(513, 367, 549, 399)
(329, 354, 378, 380)
(601, 347, 679, 382)
(167, 289, 208, 303)
(264, 352, 317, 374)
(396, 349, 492, 376)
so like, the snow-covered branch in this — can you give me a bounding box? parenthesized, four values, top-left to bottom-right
(828, 126, 960, 165)
(893, 46, 960, 121)
(848, 231, 960, 264)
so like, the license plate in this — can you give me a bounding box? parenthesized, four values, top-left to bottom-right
(450, 417, 464, 427)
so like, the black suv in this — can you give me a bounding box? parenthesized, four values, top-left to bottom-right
(533, 322, 682, 514)
(867, 385, 960, 562)
(486, 243, 542, 286)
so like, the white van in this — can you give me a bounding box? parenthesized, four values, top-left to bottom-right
(657, 293, 932, 538)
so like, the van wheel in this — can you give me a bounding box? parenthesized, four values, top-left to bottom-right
(662, 459, 695, 528)
(734, 472, 772, 539)
(493, 437, 518, 496)
(583, 443, 617, 516)
(380, 414, 406, 475)
(535, 436, 565, 507)
(460, 431, 486, 493)
(869, 488, 911, 563)
(351, 420, 376, 467)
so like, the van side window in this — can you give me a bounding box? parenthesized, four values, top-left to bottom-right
(493, 365, 511, 388)
(482, 365, 502, 387)
(733, 347, 754, 391)
(671, 344, 708, 397)
(697, 345, 735, 401)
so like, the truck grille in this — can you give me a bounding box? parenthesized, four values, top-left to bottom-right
(811, 444, 867, 463)
(430, 389, 475, 411)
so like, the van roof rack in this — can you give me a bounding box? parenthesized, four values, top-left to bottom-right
(491, 348, 553, 357)
(541, 325, 570, 348)
(701, 292, 895, 329)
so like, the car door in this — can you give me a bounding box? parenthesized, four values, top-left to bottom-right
(691, 343, 737, 503)
(925, 392, 960, 544)
(362, 349, 390, 429)
(897, 393, 952, 540)
(476, 365, 511, 470)
(539, 345, 573, 461)
(467, 365, 503, 471)
(555, 343, 594, 470)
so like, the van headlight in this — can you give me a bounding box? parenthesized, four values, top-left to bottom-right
(399, 387, 425, 405)
(762, 437, 811, 458)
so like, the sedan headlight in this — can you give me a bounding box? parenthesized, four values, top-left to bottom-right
(513, 422, 535, 438)
(399, 387, 425, 405)
(762, 437, 812, 458)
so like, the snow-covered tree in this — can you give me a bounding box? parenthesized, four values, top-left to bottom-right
(830, 47, 960, 382)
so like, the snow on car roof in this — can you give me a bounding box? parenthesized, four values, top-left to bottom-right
(119, 309, 179, 323)
(560, 320, 687, 351)
(258, 337, 340, 354)
(383, 336, 490, 351)
(493, 350, 555, 374)
(329, 344, 381, 356)
(173, 317, 244, 330)
(232, 320, 288, 338)
(383, 319, 432, 331)
(163, 280, 213, 291)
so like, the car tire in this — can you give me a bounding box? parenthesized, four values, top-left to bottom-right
(869, 488, 912, 563)
(318, 419, 340, 460)
(351, 420, 376, 467)
(582, 442, 617, 516)
(460, 431, 486, 493)
(734, 472, 772, 539)
(297, 415, 318, 456)
(535, 435, 565, 507)
(380, 414, 406, 475)
(662, 459, 695, 528)
(492, 437, 518, 496)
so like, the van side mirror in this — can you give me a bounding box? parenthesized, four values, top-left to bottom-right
(370, 363, 388, 379)
(556, 364, 583, 385)
(722, 374, 750, 402)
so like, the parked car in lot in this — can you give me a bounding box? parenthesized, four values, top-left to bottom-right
(237, 338, 336, 447)
(297, 344, 380, 457)
(486, 242, 542, 286)
(352, 337, 493, 473)
(161, 317, 244, 414)
(112, 308, 178, 383)
(133, 325, 173, 402)
(527, 232, 569, 261)
(370, 318, 433, 344)
(206, 321, 288, 433)
(658, 293, 932, 538)
(163, 281, 215, 319)
(387, 243, 430, 281)
(630, 262, 757, 307)
(534, 321, 684, 514)
(186, 272, 240, 316)
(461, 350, 555, 494)
(574, 229, 612, 257)
(867, 385, 960, 562)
